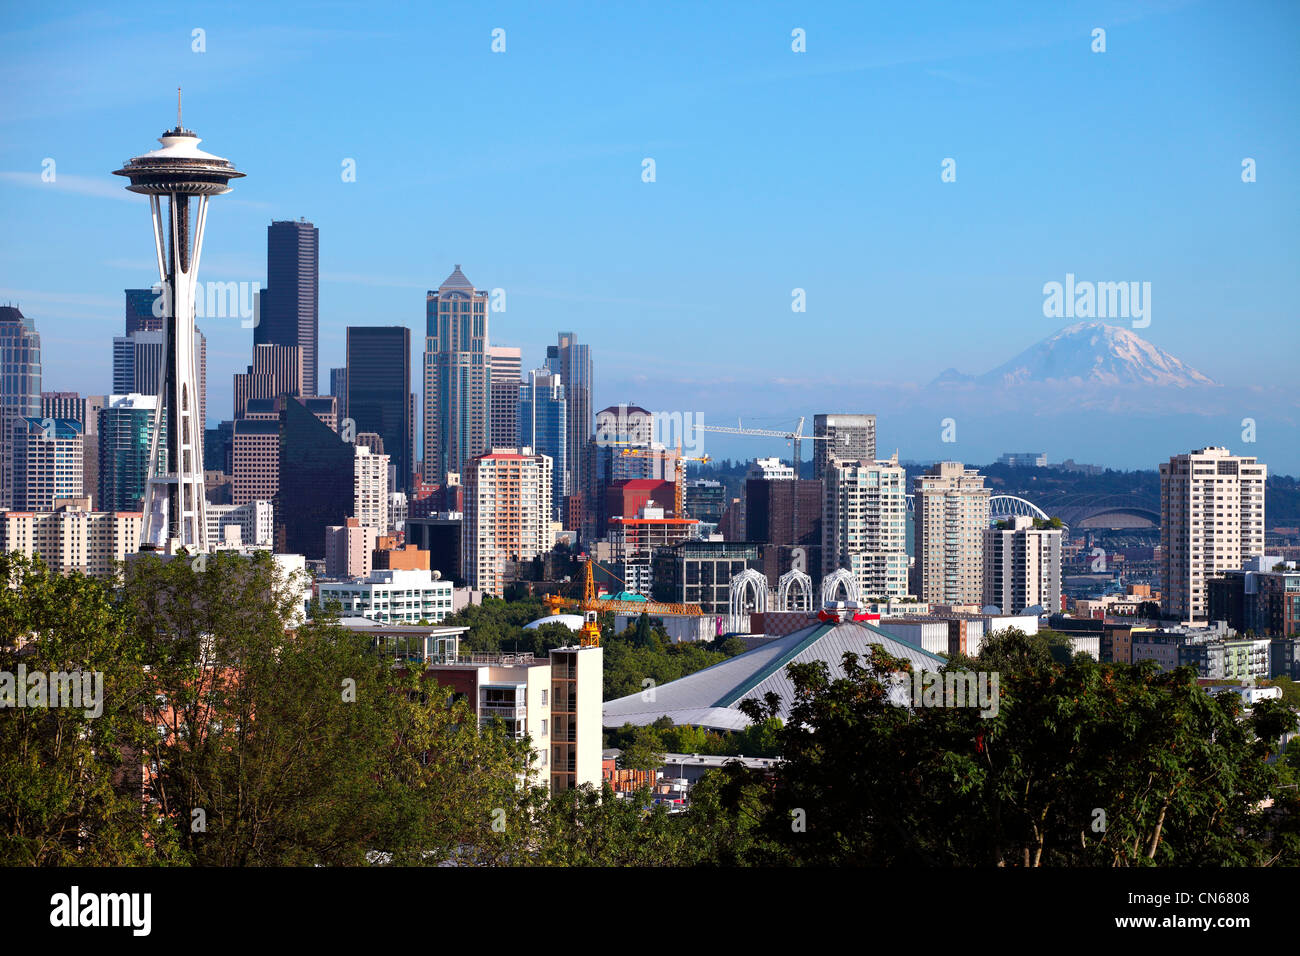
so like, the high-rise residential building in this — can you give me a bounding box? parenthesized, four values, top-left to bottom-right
(462, 449, 553, 597)
(983, 515, 1063, 614)
(423, 265, 490, 485)
(488, 345, 521, 449)
(546, 333, 593, 530)
(519, 370, 568, 519)
(913, 461, 990, 605)
(0, 505, 142, 579)
(348, 326, 412, 493)
(683, 479, 725, 523)
(813, 414, 877, 481)
(823, 457, 909, 600)
(42, 392, 98, 509)
(124, 288, 162, 334)
(354, 444, 391, 533)
(1160, 447, 1267, 623)
(0, 305, 42, 510)
(256, 219, 320, 395)
(98, 394, 156, 513)
(233, 343, 303, 419)
(14, 418, 83, 510)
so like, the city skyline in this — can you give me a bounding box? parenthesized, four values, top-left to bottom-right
(3, 2, 1297, 472)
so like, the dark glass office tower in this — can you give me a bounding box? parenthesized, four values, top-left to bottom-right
(545, 332, 592, 530)
(274, 397, 353, 558)
(256, 219, 319, 395)
(124, 288, 161, 333)
(346, 326, 412, 492)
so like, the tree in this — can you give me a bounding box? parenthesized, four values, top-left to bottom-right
(0, 553, 174, 865)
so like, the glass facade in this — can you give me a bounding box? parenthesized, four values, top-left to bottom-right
(256, 220, 320, 395)
(347, 326, 411, 493)
(275, 396, 354, 558)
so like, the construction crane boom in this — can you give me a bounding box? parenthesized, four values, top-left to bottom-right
(547, 557, 703, 648)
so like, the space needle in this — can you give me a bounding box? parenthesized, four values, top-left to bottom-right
(114, 90, 244, 552)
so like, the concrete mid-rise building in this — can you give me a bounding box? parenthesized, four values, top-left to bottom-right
(324, 516, 379, 579)
(318, 567, 454, 623)
(1160, 447, 1267, 622)
(822, 456, 909, 600)
(913, 461, 990, 605)
(983, 515, 1063, 614)
(206, 499, 274, 548)
(813, 413, 876, 481)
(462, 449, 554, 597)
(0, 504, 142, 578)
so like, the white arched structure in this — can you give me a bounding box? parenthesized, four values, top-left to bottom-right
(776, 569, 813, 612)
(728, 568, 769, 633)
(820, 568, 860, 606)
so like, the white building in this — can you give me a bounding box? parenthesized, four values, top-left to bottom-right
(0, 504, 141, 579)
(1160, 447, 1267, 622)
(823, 456, 909, 599)
(983, 515, 1062, 615)
(317, 567, 454, 624)
(746, 457, 794, 481)
(206, 500, 274, 548)
(387, 491, 408, 533)
(354, 444, 390, 533)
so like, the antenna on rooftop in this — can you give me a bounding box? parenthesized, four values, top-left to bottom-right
(177, 87, 182, 128)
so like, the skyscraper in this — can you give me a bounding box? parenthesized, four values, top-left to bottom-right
(98, 394, 157, 512)
(113, 98, 242, 550)
(347, 326, 412, 493)
(822, 457, 909, 600)
(545, 333, 593, 529)
(124, 288, 162, 334)
(257, 219, 319, 395)
(1160, 447, 1267, 622)
(423, 265, 489, 483)
(813, 414, 877, 481)
(232, 343, 303, 419)
(14, 418, 83, 510)
(275, 396, 354, 558)
(329, 367, 347, 421)
(488, 345, 521, 449)
(0, 305, 43, 510)
(912, 461, 990, 605)
(462, 449, 553, 597)
(518, 369, 568, 518)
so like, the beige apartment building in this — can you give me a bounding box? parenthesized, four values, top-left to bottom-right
(462, 449, 553, 597)
(822, 456, 910, 599)
(913, 461, 990, 605)
(1160, 447, 1266, 622)
(0, 503, 143, 578)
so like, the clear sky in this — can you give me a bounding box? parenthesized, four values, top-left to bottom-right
(2, 1, 1297, 469)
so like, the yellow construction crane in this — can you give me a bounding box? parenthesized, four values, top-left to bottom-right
(544, 556, 704, 648)
(618, 444, 711, 518)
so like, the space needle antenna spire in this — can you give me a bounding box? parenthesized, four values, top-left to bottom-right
(113, 95, 244, 553)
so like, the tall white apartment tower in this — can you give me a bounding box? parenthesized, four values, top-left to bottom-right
(822, 456, 909, 599)
(1160, 447, 1267, 622)
(913, 461, 990, 605)
(983, 515, 1062, 614)
(113, 92, 243, 551)
(813, 414, 877, 481)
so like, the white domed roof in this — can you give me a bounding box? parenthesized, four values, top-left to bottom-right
(524, 614, 584, 631)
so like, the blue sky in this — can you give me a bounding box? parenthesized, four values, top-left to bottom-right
(2, 1, 1297, 469)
